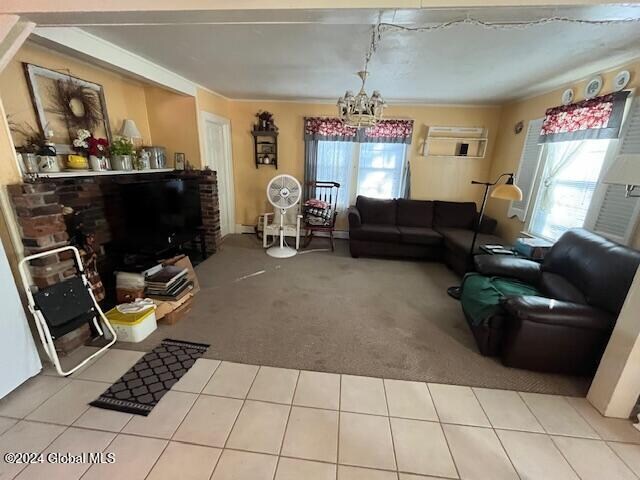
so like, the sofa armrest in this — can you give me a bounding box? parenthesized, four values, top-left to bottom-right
(477, 214, 498, 234)
(348, 207, 362, 230)
(474, 255, 541, 285)
(503, 296, 614, 331)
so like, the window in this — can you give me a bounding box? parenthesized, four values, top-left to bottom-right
(356, 143, 407, 199)
(316, 141, 356, 210)
(315, 140, 407, 209)
(528, 139, 611, 241)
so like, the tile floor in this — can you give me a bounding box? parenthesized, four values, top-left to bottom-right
(0, 348, 639, 479)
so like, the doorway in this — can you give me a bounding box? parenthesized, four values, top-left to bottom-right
(201, 112, 234, 238)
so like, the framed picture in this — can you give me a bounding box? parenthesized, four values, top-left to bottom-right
(23, 63, 111, 154)
(175, 152, 186, 170)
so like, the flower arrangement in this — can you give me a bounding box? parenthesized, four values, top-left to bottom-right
(255, 111, 276, 131)
(73, 129, 109, 157)
(110, 137, 134, 157)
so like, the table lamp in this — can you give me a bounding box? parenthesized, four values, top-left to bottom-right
(119, 119, 142, 147)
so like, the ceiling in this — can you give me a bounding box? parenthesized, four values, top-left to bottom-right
(28, 6, 640, 104)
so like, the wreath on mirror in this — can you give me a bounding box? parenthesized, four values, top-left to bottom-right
(49, 78, 104, 132)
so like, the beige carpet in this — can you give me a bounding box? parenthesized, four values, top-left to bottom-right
(120, 234, 591, 396)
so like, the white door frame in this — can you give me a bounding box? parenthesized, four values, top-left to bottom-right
(200, 111, 235, 236)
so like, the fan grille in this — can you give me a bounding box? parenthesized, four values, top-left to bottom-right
(267, 175, 301, 209)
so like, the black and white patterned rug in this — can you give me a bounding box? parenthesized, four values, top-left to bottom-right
(90, 339, 209, 416)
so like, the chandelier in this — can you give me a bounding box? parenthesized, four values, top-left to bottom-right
(337, 23, 386, 128)
(337, 70, 386, 128)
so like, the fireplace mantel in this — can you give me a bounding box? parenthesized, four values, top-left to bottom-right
(34, 168, 175, 179)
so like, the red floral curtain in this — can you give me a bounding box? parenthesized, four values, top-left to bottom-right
(304, 117, 358, 141)
(304, 117, 414, 144)
(362, 120, 414, 144)
(539, 91, 629, 144)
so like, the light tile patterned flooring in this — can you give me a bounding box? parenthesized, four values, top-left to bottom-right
(0, 349, 639, 479)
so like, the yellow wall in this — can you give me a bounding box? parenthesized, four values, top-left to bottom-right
(487, 60, 640, 248)
(2, 41, 639, 247)
(226, 100, 502, 226)
(144, 85, 201, 168)
(0, 41, 152, 146)
(196, 87, 231, 119)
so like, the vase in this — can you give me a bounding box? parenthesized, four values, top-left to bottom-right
(112, 155, 133, 171)
(37, 155, 60, 173)
(19, 153, 39, 174)
(134, 155, 150, 170)
(68, 154, 89, 170)
(89, 155, 109, 172)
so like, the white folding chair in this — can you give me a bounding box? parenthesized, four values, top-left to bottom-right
(261, 206, 302, 250)
(18, 245, 117, 377)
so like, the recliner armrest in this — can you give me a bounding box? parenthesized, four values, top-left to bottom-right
(503, 296, 614, 331)
(474, 255, 541, 285)
(348, 207, 362, 230)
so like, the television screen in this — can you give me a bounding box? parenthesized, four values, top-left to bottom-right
(117, 178, 202, 250)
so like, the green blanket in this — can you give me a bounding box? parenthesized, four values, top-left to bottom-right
(460, 273, 541, 327)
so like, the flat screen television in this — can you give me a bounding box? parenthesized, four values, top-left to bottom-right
(117, 178, 202, 252)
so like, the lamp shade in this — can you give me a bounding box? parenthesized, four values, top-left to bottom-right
(491, 183, 523, 201)
(603, 155, 640, 186)
(120, 119, 142, 139)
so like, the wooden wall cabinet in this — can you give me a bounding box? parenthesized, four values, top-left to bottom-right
(252, 130, 278, 169)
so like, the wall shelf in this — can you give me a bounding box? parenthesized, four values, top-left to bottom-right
(252, 130, 278, 169)
(34, 168, 175, 179)
(422, 126, 488, 159)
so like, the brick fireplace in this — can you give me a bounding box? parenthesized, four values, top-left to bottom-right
(9, 170, 222, 301)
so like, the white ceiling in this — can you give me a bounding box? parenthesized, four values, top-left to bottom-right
(28, 6, 640, 104)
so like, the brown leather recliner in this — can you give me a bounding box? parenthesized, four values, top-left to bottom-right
(470, 228, 640, 375)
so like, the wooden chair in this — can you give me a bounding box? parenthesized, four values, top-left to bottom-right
(303, 181, 340, 251)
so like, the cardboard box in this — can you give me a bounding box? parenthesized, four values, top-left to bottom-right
(154, 292, 193, 321)
(161, 297, 194, 325)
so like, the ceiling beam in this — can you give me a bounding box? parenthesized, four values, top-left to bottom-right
(31, 26, 198, 96)
(0, 0, 624, 15)
(0, 15, 35, 73)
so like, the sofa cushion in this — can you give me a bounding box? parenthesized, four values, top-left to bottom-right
(398, 226, 443, 246)
(356, 196, 397, 225)
(349, 224, 401, 243)
(434, 201, 477, 229)
(436, 227, 504, 255)
(397, 199, 434, 228)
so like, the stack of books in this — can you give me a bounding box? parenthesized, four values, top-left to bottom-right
(145, 265, 193, 301)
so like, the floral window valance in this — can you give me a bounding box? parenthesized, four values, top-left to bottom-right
(304, 117, 357, 141)
(539, 91, 629, 144)
(304, 117, 414, 144)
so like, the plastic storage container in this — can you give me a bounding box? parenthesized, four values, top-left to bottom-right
(105, 307, 157, 342)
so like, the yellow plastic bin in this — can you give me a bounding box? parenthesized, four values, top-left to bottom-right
(106, 307, 157, 343)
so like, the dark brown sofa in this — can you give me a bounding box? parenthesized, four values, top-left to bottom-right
(348, 195, 503, 275)
(466, 229, 640, 375)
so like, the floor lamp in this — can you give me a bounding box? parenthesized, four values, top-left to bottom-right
(447, 173, 523, 299)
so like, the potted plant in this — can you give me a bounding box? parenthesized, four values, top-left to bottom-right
(109, 137, 134, 171)
(255, 111, 276, 131)
(8, 120, 45, 174)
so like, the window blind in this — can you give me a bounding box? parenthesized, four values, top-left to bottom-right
(591, 97, 640, 244)
(508, 118, 544, 221)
